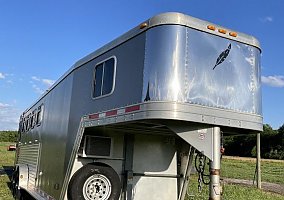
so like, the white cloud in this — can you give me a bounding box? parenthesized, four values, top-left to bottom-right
(260, 16, 273, 23)
(0, 102, 20, 130)
(0, 72, 5, 79)
(261, 75, 284, 87)
(32, 84, 44, 94)
(0, 102, 10, 108)
(31, 76, 41, 81)
(31, 76, 55, 86)
(42, 79, 55, 87)
(30, 76, 55, 94)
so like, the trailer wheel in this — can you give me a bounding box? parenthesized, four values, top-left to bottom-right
(19, 190, 33, 200)
(68, 164, 121, 200)
(11, 169, 24, 200)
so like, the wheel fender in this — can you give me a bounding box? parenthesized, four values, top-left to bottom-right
(15, 164, 29, 189)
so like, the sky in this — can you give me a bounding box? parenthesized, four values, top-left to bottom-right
(0, 1, 283, 130)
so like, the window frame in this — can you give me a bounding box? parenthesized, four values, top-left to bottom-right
(92, 56, 117, 99)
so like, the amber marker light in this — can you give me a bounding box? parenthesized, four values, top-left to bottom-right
(139, 22, 148, 29)
(229, 32, 238, 37)
(218, 29, 227, 34)
(207, 25, 216, 31)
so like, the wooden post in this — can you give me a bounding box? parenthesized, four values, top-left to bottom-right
(257, 133, 261, 189)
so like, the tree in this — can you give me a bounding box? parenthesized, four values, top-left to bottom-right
(223, 124, 284, 160)
(0, 131, 18, 142)
(263, 124, 277, 136)
(278, 124, 284, 146)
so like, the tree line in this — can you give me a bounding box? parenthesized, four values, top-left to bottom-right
(1, 124, 283, 159)
(0, 131, 18, 142)
(224, 124, 284, 160)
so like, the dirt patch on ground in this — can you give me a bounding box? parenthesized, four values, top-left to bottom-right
(223, 178, 284, 196)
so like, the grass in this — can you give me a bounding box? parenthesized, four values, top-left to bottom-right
(0, 142, 283, 199)
(0, 142, 15, 167)
(222, 156, 284, 185)
(0, 142, 15, 200)
(185, 156, 284, 199)
(0, 175, 13, 200)
(187, 176, 284, 200)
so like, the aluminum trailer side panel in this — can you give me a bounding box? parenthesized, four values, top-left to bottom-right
(37, 74, 74, 198)
(132, 134, 178, 200)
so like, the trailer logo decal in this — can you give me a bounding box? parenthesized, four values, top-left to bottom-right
(198, 129, 207, 140)
(198, 133, 205, 140)
(213, 44, 231, 70)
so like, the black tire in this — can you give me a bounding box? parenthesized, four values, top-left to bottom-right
(11, 170, 21, 200)
(14, 188, 35, 200)
(67, 164, 121, 200)
(11, 170, 19, 198)
(18, 190, 32, 200)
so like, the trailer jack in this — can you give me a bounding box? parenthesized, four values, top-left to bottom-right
(169, 125, 222, 200)
(209, 127, 221, 200)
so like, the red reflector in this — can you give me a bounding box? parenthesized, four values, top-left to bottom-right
(89, 113, 99, 119)
(106, 110, 117, 116)
(125, 105, 140, 113)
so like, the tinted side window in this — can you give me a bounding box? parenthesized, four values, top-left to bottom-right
(102, 58, 115, 95)
(93, 64, 103, 98)
(93, 57, 115, 98)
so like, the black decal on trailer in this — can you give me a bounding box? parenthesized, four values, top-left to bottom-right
(213, 44, 231, 70)
(144, 82, 151, 102)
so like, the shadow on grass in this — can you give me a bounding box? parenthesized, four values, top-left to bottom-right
(1, 165, 36, 200)
(1, 166, 14, 194)
(2, 166, 14, 178)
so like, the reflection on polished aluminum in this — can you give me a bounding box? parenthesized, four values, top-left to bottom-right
(143, 25, 261, 115)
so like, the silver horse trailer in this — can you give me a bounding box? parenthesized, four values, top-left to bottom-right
(13, 12, 262, 200)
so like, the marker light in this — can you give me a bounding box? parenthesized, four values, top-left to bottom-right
(218, 29, 227, 34)
(207, 25, 216, 31)
(229, 32, 238, 37)
(139, 22, 148, 29)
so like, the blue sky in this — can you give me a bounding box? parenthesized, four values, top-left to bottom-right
(0, 1, 283, 130)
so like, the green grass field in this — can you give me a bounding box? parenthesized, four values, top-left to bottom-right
(222, 156, 284, 185)
(186, 156, 284, 199)
(0, 142, 15, 200)
(187, 178, 284, 200)
(0, 142, 283, 199)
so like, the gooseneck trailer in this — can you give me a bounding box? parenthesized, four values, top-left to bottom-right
(13, 12, 262, 200)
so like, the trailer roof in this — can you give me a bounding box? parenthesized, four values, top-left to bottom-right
(23, 12, 261, 114)
(74, 12, 260, 71)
